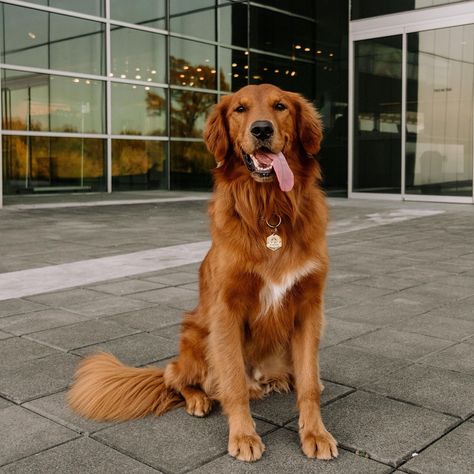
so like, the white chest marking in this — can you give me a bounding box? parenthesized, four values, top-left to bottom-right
(259, 260, 320, 316)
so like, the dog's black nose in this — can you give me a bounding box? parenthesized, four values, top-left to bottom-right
(250, 121, 274, 140)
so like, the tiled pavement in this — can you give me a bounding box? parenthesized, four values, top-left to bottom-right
(1, 192, 474, 473)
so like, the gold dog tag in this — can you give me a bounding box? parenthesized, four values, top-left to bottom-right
(266, 233, 282, 251)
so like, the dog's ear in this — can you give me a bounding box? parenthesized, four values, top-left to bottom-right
(288, 93, 323, 155)
(204, 95, 231, 163)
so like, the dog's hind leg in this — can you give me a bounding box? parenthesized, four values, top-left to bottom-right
(164, 316, 213, 417)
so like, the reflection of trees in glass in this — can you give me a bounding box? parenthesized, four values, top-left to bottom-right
(170, 56, 228, 137)
(171, 141, 214, 175)
(3, 136, 104, 182)
(112, 140, 166, 178)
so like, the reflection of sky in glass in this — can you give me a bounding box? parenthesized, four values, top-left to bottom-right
(170, 0, 216, 41)
(111, 27, 166, 84)
(111, 0, 166, 29)
(1, 4, 105, 75)
(27, 0, 104, 16)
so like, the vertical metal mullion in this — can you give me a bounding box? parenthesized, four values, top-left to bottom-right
(166, 0, 171, 190)
(347, 35, 354, 197)
(401, 32, 407, 200)
(216, 0, 220, 94)
(106, 0, 112, 193)
(0, 65, 2, 208)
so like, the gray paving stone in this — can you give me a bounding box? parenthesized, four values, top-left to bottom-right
(425, 296, 474, 322)
(130, 286, 198, 306)
(151, 323, 181, 343)
(26, 319, 140, 351)
(94, 408, 275, 473)
(0, 309, 88, 335)
(107, 304, 184, 331)
(287, 391, 457, 467)
(403, 422, 474, 474)
(141, 271, 199, 286)
(389, 312, 474, 342)
(250, 381, 353, 426)
(325, 284, 394, 310)
(0, 353, 80, 403)
(350, 275, 422, 291)
(194, 428, 392, 473)
(343, 329, 453, 361)
(73, 333, 178, 366)
(321, 317, 380, 348)
(0, 331, 12, 340)
(0, 398, 12, 410)
(26, 288, 106, 308)
(66, 295, 154, 318)
(387, 267, 456, 281)
(178, 282, 199, 291)
(0, 405, 77, 467)
(0, 299, 46, 318)
(420, 343, 474, 375)
(89, 279, 166, 296)
(327, 300, 428, 326)
(23, 391, 117, 435)
(0, 437, 160, 473)
(320, 345, 408, 387)
(0, 337, 57, 367)
(366, 364, 474, 418)
(400, 283, 474, 302)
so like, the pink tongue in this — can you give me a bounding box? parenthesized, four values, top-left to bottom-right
(255, 151, 294, 192)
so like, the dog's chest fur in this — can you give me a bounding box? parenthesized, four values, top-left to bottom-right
(259, 260, 320, 316)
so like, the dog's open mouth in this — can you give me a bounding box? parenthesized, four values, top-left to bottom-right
(243, 149, 294, 192)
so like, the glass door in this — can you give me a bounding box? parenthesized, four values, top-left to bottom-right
(353, 35, 403, 194)
(405, 24, 474, 198)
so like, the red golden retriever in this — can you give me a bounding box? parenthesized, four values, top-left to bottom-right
(69, 84, 338, 462)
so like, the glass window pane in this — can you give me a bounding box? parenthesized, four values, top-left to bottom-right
(112, 139, 167, 190)
(170, 90, 216, 137)
(2, 70, 105, 134)
(112, 83, 167, 136)
(219, 48, 248, 92)
(170, 0, 215, 41)
(2, 135, 106, 194)
(170, 38, 216, 89)
(170, 141, 214, 189)
(1, 4, 105, 75)
(249, 53, 316, 98)
(110, 0, 166, 30)
(111, 27, 166, 83)
(248, 0, 315, 17)
(219, 2, 247, 48)
(27, 0, 104, 17)
(352, 0, 468, 20)
(406, 26, 473, 197)
(353, 36, 402, 193)
(250, 6, 316, 59)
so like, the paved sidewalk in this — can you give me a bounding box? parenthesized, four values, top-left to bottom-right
(0, 193, 473, 473)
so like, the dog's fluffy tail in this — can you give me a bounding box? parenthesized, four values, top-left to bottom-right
(68, 352, 184, 421)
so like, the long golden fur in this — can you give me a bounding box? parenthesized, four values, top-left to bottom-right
(69, 84, 338, 462)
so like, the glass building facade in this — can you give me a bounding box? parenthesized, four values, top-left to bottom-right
(3, 0, 474, 206)
(0, 0, 348, 201)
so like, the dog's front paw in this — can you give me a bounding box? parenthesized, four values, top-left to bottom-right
(300, 429, 338, 460)
(228, 432, 265, 462)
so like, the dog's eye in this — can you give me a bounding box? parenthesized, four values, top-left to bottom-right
(274, 102, 287, 111)
(235, 105, 246, 113)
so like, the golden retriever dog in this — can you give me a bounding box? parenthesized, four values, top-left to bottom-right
(69, 83, 338, 462)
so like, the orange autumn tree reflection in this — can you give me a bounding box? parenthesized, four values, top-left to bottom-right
(3, 133, 105, 187)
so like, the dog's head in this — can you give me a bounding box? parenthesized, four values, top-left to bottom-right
(204, 84, 322, 192)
